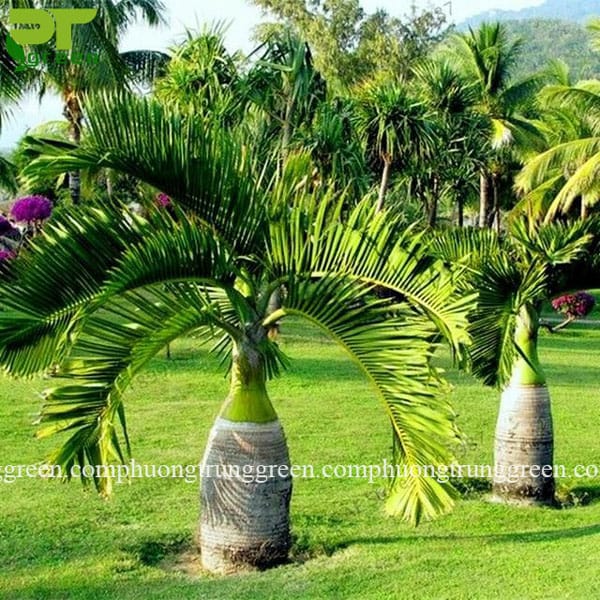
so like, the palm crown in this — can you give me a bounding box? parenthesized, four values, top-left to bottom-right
(1, 92, 473, 526)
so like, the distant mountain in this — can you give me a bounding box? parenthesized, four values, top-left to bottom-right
(462, 0, 600, 27)
(505, 19, 600, 81)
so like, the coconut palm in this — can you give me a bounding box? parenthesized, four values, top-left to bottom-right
(1, 92, 472, 573)
(353, 78, 433, 213)
(430, 218, 598, 504)
(5, 0, 167, 203)
(442, 22, 543, 228)
(516, 80, 600, 222)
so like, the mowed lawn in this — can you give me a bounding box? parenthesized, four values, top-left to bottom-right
(1, 319, 600, 599)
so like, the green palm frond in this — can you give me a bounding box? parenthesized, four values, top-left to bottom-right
(0, 203, 151, 376)
(38, 284, 233, 496)
(266, 195, 473, 356)
(516, 137, 600, 193)
(353, 79, 433, 164)
(121, 50, 170, 87)
(427, 227, 549, 387)
(540, 82, 600, 116)
(0, 20, 33, 128)
(588, 18, 600, 53)
(21, 92, 270, 254)
(549, 152, 600, 218)
(275, 274, 459, 524)
(427, 227, 501, 270)
(472, 254, 548, 387)
(498, 76, 543, 112)
(0, 202, 241, 377)
(510, 173, 565, 219)
(0, 155, 18, 193)
(511, 218, 594, 265)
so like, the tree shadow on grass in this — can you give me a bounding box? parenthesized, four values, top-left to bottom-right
(330, 524, 600, 552)
(558, 484, 600, 507)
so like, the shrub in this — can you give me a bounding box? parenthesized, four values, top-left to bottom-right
(552, 292, 596, 319)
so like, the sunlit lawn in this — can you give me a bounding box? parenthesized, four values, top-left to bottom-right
(1, 319, 600, 599)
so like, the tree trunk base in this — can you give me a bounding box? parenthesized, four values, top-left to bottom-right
(199, 418, 292, 574)
(493, 384, 555, 506)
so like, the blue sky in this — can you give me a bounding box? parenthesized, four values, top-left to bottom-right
(0, 0, 544, 149)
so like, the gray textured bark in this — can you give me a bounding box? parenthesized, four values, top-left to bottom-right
(479, 171, 491, 228)
(199, 418, 292, 573)
(492, 174, 501, 232)
(64, 97, 83, 205)
(456, 195, 464, 228)
(492, 384, 555, 504)
(377, 159, 392, 213)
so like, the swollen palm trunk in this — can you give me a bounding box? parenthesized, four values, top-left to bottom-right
(493, 384, 554, 503)
(492, 306, 555, 504)
(200, 418, 292, 573)
(199, 339, 292, 573)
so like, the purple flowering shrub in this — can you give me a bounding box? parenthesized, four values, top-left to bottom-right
(0, 195, 53, 266)
(10, 195, 53, 224)
(552, 292, 596, 319)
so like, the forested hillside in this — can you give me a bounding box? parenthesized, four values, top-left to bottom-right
(503, 19, 600, 81)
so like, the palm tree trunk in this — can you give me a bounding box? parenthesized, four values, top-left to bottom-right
(479, 171, 491, 228)
(427, 177, 439, 228)
(581, 197, 589, 220)
(492, 174, 501, 232)
(63, 93, 83, 205)
(199, 337, 292, 573)
(493, 305, 555, 505)
(377, 159, 392, 213)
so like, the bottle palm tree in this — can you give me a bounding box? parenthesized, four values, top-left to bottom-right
(6, 0, 167, 203)
(1, 92, 472, 573)
(443, 22, 543, 229)
(430, 218, 598, 504)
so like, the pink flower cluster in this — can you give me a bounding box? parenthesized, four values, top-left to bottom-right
(155, 192, 172, 208)
(551, 292, 596, 319)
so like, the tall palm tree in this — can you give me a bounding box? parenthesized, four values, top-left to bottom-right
(5, 0, 168, 203)
(516, 80, 600, 222)
(443, 22, 543, 228)
(1, 92, 472, 573)
(154, 26, 245, 123)
(412, 60, 486, 227)
(430, 218, 598, 504)
(353, 78, 433, 213)
(244, 32, 327, 164)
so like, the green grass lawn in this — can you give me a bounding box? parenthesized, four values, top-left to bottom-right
(1, 320, 600, 599)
